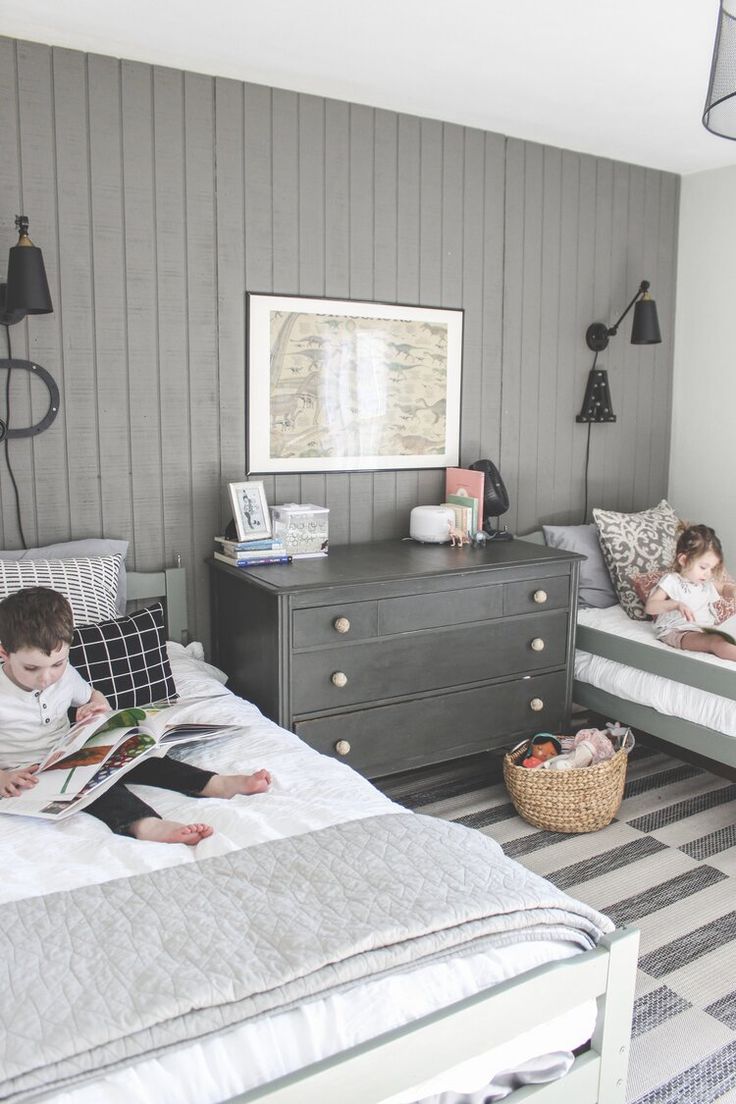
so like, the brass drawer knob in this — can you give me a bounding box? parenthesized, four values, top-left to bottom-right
(335, 739, 351, 756)
(529, 697, 544, 711)
(533, 589, 548, 604)
(331, 671, 348, 688)
(333, 616, 351, 634)
(530, 637, 545, 652)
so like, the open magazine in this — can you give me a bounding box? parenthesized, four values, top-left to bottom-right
(695, 613, 736, 646)
(0, 700, 237, 820)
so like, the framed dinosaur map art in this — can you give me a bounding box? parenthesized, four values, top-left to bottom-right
(246, 293, 463, 473)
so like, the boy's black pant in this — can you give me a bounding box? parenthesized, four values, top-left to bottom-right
(84, 756, 215, 836)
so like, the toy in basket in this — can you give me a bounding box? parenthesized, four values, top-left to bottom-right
(503, 724, 635, 834)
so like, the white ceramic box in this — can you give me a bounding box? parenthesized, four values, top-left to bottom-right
(270, 503, 329, 556)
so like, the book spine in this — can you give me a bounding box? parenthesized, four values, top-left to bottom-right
(218, 553, 293, 567)
(214, 549, 285, 562)
(214, 538, 284, 552)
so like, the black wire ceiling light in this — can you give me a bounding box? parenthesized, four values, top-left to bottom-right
(703, 1, 736, 139)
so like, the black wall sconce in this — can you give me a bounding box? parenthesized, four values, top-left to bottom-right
(0, 214, 58, 441)
(576, 280, 661, 424)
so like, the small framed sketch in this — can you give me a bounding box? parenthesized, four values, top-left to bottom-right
(228, 480, 271, 541)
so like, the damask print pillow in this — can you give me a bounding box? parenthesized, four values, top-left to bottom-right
(592, 500, 680, 620)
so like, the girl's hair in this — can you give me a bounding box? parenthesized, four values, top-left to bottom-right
(0, 587, 74, 655)
(673, 523, 724, 578)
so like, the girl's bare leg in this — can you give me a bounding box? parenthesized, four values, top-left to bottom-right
(680, 632, 736, 661)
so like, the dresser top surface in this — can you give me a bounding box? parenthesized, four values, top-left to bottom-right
(209, 537, 581, 593)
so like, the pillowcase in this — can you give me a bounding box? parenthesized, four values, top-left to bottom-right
(70, 604, 177, 710)
(0, 556, 121, 626)
(631, 567, 736, 624)
(631, 569, 665, 611)
(0, 539, 129, 614)
(542, 524, 617, 608)
(593, 500, 680, 620)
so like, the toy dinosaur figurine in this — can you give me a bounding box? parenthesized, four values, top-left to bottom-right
(448, 523, 470, 547)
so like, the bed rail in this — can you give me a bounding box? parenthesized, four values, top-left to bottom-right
(229, 927, 639, 1104)
(576, 623, 736, 703)
(573, 678, 736, 771)
(127, 565, 188, 645)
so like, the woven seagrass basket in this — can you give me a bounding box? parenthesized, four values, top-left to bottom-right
(503, 735, 631, 834)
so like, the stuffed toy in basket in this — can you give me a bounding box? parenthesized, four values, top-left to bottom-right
(503, 726, 634, 833)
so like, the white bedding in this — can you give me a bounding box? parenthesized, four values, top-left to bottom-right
(2, 643, 597, 1104)
(576, 605, 736, 737)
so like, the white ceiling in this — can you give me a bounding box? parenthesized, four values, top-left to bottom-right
(2, 0, 735, 175)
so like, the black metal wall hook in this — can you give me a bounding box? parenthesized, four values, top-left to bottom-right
(0, 358, 60, 437)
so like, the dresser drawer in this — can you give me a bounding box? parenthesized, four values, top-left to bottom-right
(294, 671, 567, 777)
(378, 584, 502, 635)
(293, 601, 378, 648)
(504, 575, 569, 615)
(291, 610, 568, 714)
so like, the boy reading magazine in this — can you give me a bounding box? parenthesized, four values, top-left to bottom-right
(0, 701, 243, 820)
(0, 587, 270, 843)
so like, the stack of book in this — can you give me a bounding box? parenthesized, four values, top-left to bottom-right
(441, 466, 485, 538)
(213, 536, 292, 568)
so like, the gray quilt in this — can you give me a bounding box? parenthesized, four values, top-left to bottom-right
(0, 812, 612, 1102)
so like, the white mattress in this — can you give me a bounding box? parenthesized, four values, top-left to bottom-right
(576, 605, 736, 737)
(2, 643, 597, 1104)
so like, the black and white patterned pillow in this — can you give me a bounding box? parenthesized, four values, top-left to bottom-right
(0, 556, 121, 625)
(593, 500, 680, 620)
(70, 604, 177, 709)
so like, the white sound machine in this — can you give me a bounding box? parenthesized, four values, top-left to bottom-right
(409, 505, 455, 544)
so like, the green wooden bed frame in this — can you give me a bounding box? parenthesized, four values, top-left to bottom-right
(521, 530, 736, 773)
(127, 561, 639, 1104)
(574, 623, 736, 772)
(127, 565, 188, 645)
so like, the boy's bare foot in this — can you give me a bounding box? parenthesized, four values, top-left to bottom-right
(199, 769, 272, 799)
(129, 818, 214, 845)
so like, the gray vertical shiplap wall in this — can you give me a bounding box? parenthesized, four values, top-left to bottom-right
(0, 37, 679, 648)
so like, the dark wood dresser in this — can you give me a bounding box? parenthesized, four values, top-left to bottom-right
(208, 539, 581, 779)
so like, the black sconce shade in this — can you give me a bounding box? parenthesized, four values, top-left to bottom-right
(630, 296, 661, 345)
(5, 216, 53, 316)
(703, 1, 736, 140)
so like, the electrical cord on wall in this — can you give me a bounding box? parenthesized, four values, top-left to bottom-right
(2, 323, 28, 549)
(582, 421, 592, 524)
(581, 349, 597, 524)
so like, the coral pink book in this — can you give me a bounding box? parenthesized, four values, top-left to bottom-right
(445, 467, 484, 533)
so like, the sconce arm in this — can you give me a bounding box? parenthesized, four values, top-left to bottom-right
(585, 280, 650, 351)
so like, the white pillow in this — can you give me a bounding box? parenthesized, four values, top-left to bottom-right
(0, 556, 122, 626)
(0, 539, 129, 614)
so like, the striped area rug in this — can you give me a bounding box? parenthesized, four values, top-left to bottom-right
(378, 742, 736, 1104)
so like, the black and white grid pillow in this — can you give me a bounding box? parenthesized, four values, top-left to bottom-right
(70, 603, 177, 709)
(0, 556, 121, 625)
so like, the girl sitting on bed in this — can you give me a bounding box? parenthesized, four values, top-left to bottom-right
(645, 524, 736, 661)
(0, 586, 271, 845)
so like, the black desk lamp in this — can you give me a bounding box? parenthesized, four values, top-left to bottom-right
(577, 280, 661, 424)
